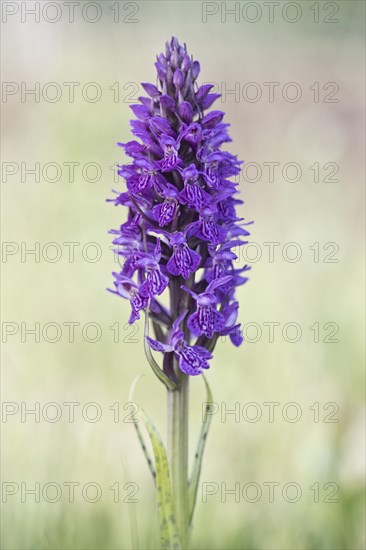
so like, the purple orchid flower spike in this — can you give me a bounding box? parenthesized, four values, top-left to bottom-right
(108, 36, 252, 380)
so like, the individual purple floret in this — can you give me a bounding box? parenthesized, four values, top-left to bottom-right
(166, 231, 201, 279)
(147, 312, 212, 376)
(108, 37, 251, 379)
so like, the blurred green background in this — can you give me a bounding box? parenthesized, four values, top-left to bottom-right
(1, 1, 365, 548)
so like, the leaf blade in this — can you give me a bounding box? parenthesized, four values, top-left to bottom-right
(144, 311, 177, 391)
(128, 376, 156, 481)
(188, 374, 214, 526)
(138, 407, 182, 550)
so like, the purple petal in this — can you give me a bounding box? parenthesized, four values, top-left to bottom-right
(177, 343, 211, 376)
(191, 61, 200, 80)
(141, 82, 160, 97)
(160, 94, 176, 110)
(146, 336, 172, 353)
(201, 110, 225, 129)
(149, 117, 175, 137)
(206, 275, 233, 293)
(202, 93, 221, 110)
(167, 245, 201, 279)
(230, 325, 243, 347)
(166, 254, 181, 276)
(173, 69, 184, 89)
(129, 104, 151, 121)
(179, 101, 193, 123)
(187, 312, 201, 336)
(195, 84, 214, 102)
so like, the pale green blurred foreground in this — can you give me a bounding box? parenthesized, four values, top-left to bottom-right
(1, 1, 365, 548)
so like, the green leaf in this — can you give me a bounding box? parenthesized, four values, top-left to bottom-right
(139, 407, 182, 549)
(144, 311, 177, 391)
(128, 377, 156, 482)
(129, 377, 181, 549)
(188, 374, 214, 526)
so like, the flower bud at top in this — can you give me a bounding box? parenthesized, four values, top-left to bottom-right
(173, 68, 185, 90)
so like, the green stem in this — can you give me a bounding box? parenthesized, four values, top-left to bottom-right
(167, 369, 190, 549)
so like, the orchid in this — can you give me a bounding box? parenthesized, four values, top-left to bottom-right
(108, 37, 252, 550)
